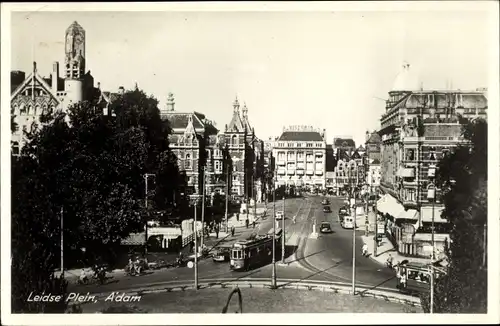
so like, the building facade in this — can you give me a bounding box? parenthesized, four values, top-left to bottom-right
(162, 93, 225, 197)
(378, 63, 488, 258)
(273, 126, 327, 191)
(11, 21, 118, 153)
(365, 131, 382, 191)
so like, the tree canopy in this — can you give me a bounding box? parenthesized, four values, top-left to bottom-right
(11, 87, 182, 312)
(425, 117, 488, 313)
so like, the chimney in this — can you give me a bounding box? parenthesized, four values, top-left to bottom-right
(97, 82, 101, 90)
(118, 86, 125, 95)
(51, 62, 59, 92)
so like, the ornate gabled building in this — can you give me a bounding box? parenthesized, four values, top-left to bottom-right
(365, 130, 382, 191)
(378, 62, 488, 258)
(223, 98, 259, 199)
(162, 93, 225, 197)
(11, 21, 120, 154)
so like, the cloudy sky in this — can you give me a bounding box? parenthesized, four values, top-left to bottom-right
(10, 4, 492, 146)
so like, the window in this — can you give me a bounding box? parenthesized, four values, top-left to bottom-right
(307, 143, 313, 147)
(297, 152, 304, 160)
(215, 161, 221, 172)
(287, 152, 294, 160)
(406, 149, 415, 161)
(232, 135, 237, 145)
(233, 175, 238, 181)
(278, 152, 285, 161)
(185, 154, 191, 169)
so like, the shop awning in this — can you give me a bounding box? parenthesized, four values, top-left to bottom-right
(384, 195, 405, 218)
(414, 232, 450, 242)
(396, 209, 420, 221)
(420, 206, 448, 223)
(376, 195, 389, 213)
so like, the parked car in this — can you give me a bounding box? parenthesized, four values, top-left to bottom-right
(319, 222, 333, 233)
(212, 246, 231, 262)
(323, 205, 331, 213)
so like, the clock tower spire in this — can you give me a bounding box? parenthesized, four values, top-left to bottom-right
(64, 21, 86, 103)
(64, 21, 86, 80)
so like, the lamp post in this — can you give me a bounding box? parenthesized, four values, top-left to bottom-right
(201, 169, 206, 249)
(144, 173, 156, 257)
(271, 178, 277, 288)
(427, 169, 436, 314)
(193, 197, 199, 290)
(224, 163, 229, 233)
(348, 167, 356, 296)
(281, 194, 286, 264)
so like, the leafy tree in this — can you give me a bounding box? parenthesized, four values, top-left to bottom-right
(11, 87, 183, 312)
(425, 118, 488, 313)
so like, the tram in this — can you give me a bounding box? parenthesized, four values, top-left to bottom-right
(230, 229, 282, 271)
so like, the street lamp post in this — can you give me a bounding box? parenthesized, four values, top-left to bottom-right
(271, 179, 277, 289)
(194, 199, 199, 290)
(348, 168, 356, 296)
(224, 164, 229, 233)
(427, 171, 436, 314)
(144, 173, 155, 257)
(281, 194, 286, 264)
(201, 169, 206, 249)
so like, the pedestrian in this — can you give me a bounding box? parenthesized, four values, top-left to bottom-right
(400, 271, 407, 291)
(362, 243, 368, 257)
(231, 225, 235, 237)
(236, 213, 240, 222)
(395, 263, 401, 289)
(215, 225, 219, 239)
(190, 241, 194, 254)
(252, 220, 256, 229)
(245, 219, 249, 229)
(386, 254, 394, 269)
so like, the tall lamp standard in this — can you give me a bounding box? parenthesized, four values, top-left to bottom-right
(427, 165, 437, 314)
(144, 173, 156, 257)
(271, 176, 277, 289)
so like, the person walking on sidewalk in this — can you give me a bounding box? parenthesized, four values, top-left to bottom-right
(231, 225, 235, 237)
(252, 220, 256, 229)
(245, 219, 249, 229)
(362, 243, 368, 257)
(215, 224, 220, 239)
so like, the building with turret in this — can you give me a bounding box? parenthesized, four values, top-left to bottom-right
(11, 21, 121, 154)
(378, 62, 488, 258)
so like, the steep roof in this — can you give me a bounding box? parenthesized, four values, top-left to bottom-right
(278, 131, 324, 141)
(11, 69, 60, 106)
(334, 138, 356, 148)
(351, 151, 362, 159)
(366, 132, 381, 144)
(227, 110, 245, 132)
(164, 112, 205, 130)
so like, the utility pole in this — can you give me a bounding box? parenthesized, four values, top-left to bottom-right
(373, 179, 378, 257)
(349, 168, 356, 296)
(225, 164, 229, 233)
(194, 201, 198, 290)
(201, 169, 206, 249)
(271, 180, 277, 289)
(281, 195, 286, 264)
(60, 206, 64, 277)
(144, 173, 155, 257)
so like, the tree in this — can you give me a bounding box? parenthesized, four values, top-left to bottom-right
(11, 87, 183, 312)
(426, 118, 488, 313)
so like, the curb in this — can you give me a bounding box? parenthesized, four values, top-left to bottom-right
(70, 278, 421, 309)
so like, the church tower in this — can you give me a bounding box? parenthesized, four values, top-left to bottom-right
(64, 21, 86, 104)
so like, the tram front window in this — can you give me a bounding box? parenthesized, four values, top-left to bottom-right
(232, 250, 243, 259)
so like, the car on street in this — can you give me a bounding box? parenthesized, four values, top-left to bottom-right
(275, 211, 284, 220)
(321, 199, 330, 205)
(212, 246, 231, 262)
(338, 206, 348, 216)
(323, 205, 331, 213)
(319, 221, 333, 233)
(341, 216, 355, 229)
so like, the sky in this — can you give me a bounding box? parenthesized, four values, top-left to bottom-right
(10, 7, 491, 147)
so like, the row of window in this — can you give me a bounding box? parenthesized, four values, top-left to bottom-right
(277, 152, 324, 161)
(13, 102, 55, 116)
(275, 142, 324, 148)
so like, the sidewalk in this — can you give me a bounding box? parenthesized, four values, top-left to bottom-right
(361, 235, 431, 267)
